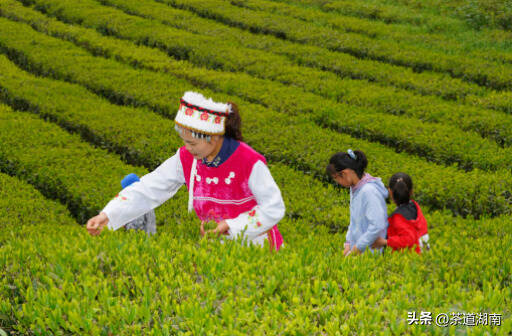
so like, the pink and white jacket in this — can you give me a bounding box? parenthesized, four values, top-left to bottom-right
(102, 142, 285, 250)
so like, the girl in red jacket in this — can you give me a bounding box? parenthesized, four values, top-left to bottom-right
(372, 173, 430, 254)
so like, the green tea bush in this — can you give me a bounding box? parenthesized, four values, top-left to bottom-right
(1, 26, 512, 217)
(15, 0, 509, 109)
(1, 211, 510, 334)
(11, 0, 512, 145)
(0, 103, 149, 222)
(0, 1, 511, 334)
(1, 16, 512, 172)
(153, 0, 512, 89)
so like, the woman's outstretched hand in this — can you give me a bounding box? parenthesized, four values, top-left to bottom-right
(86, 212, 109, 236)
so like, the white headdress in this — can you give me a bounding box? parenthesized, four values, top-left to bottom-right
(174, 91, 231, 136)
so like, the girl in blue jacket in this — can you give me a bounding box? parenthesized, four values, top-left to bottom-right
(326, 149, 388, 256)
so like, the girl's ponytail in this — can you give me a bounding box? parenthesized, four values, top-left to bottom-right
(225, 102, 243, 141)
(389, 173, 413, 206)
(353, 150, 367, 178)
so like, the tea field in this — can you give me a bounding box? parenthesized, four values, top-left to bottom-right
(0, 0, 511, 334)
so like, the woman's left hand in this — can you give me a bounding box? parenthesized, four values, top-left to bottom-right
(207, 220, 230, 236)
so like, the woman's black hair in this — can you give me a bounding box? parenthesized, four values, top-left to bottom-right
(225, 102, 243, 141)
(326, 150, 368, 179)
(389, 172, 413, 206)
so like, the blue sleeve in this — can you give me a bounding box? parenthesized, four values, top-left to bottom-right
(345, 218, 353, 246)
(355, 190, 388, 252)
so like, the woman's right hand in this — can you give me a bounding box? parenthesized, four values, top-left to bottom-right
(86, 212, 109, 236)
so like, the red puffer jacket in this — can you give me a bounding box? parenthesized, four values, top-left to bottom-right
(387, 200, 428, 254)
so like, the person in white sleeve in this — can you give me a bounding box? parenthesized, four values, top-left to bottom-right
(86, 91, 285, 251)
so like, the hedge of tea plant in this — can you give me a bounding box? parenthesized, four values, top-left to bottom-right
(0, 0, 511, 334)
(148, 0, 512, 113)
(7, 0, 512, 157)
(1, 35, 512, 218)
(300, 0, 462, 28)
(13, 0, 512, 119)
(148, 0, 512, 90)
(0, 172, 76, 230)
(15, 0, 487, 103)
(1, 153, 511, 334)
(1, 15, 512, 173)
(20, 0, 512, 143)
(280, 0, 512, 66)
(1, 205, 511, 334)
(27, 0, 512, 118)
(229, 0, 512, 64)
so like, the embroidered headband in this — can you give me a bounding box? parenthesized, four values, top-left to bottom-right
(175, 91, 232, 136)
(347, 149, 357, 160)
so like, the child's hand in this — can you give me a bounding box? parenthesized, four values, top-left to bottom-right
(86, 212, 109, 236)
(371, 237, 387, 249)
(346, 246, 361, 256)
(343, 244, 361, 256)
(343, 243, 351, 256)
